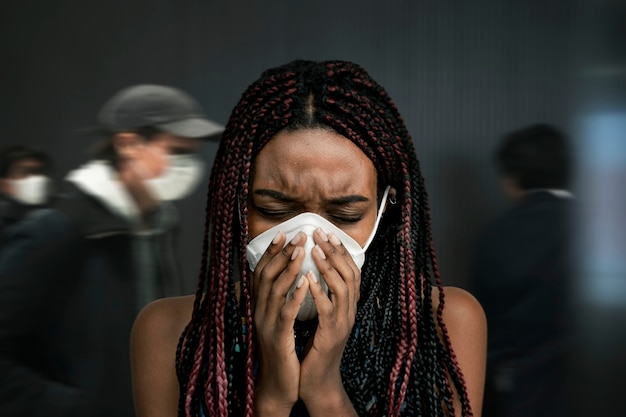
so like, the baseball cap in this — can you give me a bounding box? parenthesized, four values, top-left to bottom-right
(97, 84, 223, 139)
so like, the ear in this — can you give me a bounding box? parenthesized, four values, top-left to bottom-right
(111, 132, 145, 159)
(384, 187, 397, 213)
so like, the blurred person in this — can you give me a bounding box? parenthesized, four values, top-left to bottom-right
(0, 145, 53, 244)
(131, 60, 487, 417)
(470, 124, 573, 417)
(0, 85, 223, 417)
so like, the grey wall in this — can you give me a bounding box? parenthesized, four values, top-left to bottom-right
(1, 0, 579, 291)
(2, 1, 625, 414)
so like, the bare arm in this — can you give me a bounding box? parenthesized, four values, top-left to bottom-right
(130, 296, 195, 417)
(435, 286, 488, 416)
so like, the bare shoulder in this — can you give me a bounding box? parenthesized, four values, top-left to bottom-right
(132, 295, 196, 341)
(432, 286, 487, 416)
(130, 295, 196, 417)
(432, 286, 487, 333)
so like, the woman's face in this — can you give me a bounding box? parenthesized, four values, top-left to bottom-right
(248, 128, 379, 247)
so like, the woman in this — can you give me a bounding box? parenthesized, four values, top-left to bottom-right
(131, 60, 486, 417)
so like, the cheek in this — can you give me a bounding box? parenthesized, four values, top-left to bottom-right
(145, 152, 168, 178)
(153, 162, 168, 177)
(247, 211, 271, 240)
(343, 211, 378, 248)
(0, 179, 12, 195)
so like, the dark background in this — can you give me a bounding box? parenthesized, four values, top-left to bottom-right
(1, 0, 625, 415)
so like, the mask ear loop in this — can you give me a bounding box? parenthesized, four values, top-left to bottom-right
(361, 185, 391, 251)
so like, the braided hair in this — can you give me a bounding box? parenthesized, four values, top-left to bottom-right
(176, 60, 472, 416)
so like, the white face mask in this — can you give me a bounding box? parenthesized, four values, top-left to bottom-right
(144, 154, 204, 201)
(9, 175, 51, 205)
(246, 186, 391, 321)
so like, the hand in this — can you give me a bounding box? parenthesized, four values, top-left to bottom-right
(298, 228, 360, 415)
(251, 231, 310, 414)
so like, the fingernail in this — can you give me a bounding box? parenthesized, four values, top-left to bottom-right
(328, 233, 342, 246)
(316, 228, 329, 242)
(308, 270, 318, 284)
(296, 276, 305, 288)
(291, 246, 301, 260)
(290, 232, 303, 245)
(314, 245, 326, 259)
(272, 231, 284, 245)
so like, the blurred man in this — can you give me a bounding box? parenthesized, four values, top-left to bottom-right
(471, 124, 573, 417)
(0, 85, 223, 417)
(0, 145, 53, 243)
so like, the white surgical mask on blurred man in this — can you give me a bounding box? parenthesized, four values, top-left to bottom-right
(9, 175, 51, 205)
(144, 154, 204, 201)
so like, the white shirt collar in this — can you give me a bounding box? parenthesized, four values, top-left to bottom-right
(526, 188, 573, 199)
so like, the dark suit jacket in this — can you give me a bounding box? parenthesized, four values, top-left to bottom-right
(471, 190, 572, 417)
(0, 193, 45, 249)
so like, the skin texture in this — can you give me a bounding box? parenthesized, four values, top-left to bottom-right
(130, 128, 487, 417)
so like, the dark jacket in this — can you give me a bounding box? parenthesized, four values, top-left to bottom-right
(471, 190, 572, 417)
(0, 193, 45, 249)
(0, 182, 181, 417)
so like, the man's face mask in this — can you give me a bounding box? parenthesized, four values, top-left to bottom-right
(144, 153, 204, 201)
(246, 186, 391, 321)
(9, 175, 51, 205)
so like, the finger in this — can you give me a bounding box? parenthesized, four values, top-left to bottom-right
(251, 231, 285, 312)
(325, 232, 361, 309)
(263, 245, 306, 321)
(281, 273, 311, 322)
(313, 231, 358, 313)
(254, 232, 305, 314)
(305, 270, 333, 318)
(309, 244, 350, 326)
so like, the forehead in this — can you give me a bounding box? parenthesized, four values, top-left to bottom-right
(251, 128, 377, 194)
(8, 158, 44, 175)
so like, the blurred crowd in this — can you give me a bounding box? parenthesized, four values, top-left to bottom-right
(0, 85, 223, 416)
(0, 82, 573, 417)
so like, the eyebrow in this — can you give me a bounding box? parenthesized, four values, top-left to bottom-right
(253, 189, 293, 202)
(253, 189, 370, 204)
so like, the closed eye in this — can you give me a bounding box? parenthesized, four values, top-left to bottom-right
(251, 189, 371, 225)
(328, 214, 364, 224)
(253, 206, 295, 220)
